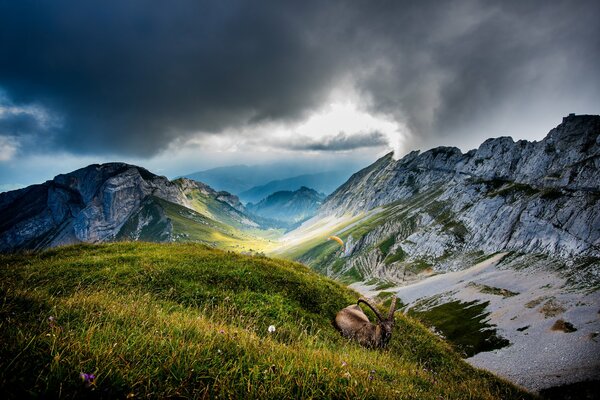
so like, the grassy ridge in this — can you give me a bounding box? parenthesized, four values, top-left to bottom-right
(0, 243, 531, 399)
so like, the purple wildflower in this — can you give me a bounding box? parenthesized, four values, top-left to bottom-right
(369, 369, 376, 381)
(80, 372, 96, 387)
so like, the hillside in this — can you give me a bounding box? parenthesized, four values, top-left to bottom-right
(0, 164, 278, 253)
(247, 186, 325, 226)
(239, 171, 351, 204)
(0, 242, 532, 399)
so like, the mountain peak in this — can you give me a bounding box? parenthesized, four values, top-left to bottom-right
(317, 115, 600, 258)
(0, 163, 262, 252)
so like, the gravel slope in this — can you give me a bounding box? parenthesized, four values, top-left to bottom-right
(351, 254, 600, 392)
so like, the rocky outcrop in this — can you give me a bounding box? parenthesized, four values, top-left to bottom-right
(306, 115, 600, 282)
(0, 163, 258, 252)
(324, 115, 600, 216)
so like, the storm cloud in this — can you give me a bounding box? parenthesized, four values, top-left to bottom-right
(0, 0, 598, 157)
(283, 131, 388, 152)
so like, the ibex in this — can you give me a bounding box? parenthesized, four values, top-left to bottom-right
(334, 297, 397, 348)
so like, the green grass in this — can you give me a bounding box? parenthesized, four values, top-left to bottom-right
(276, 188, 443, 283)
(489, 182, 539, 198)
(378, 237, 395, 257)
(374, 281, 397, 291)
(468, 283, 519, 298)
(408, 298, 510, 358)
(161, 197, 274, 252)
(384, 247, 407, 265)
(0, 243, 532, 399)
(404, 258, 432, 275)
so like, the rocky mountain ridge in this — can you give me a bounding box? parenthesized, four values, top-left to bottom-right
(324, 114, 599, 213)
(284, 115, 599, 287)
(0, 163, 259, 252)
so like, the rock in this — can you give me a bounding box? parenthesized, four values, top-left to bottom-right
(306, 115, 600, 283)
(0, 163, 259, 252)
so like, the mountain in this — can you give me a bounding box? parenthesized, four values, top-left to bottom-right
(280, 114, 600, 281)
(246, 186, 325, 225)
(0, 163, 272, 252)
(184, 163, 325, 194)
(274, 114, 600, 392)
(238, 171, 352, 204)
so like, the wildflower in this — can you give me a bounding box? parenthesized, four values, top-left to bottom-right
(341, 361, 347, 367)
(219, 329, 225, 334)
(80, 372, 96, 387)
(369, 369, 376, 381)
(268, 325, 276, 333)
(48, 316, 61, 331)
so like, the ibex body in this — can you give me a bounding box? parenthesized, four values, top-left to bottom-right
(334, 297, 397, 348)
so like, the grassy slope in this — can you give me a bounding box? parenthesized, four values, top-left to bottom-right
(175, 189, 284, 252)
(0, 243, 532, 399)
(276, 188, 446, 283)
(117, 196, 277, 253)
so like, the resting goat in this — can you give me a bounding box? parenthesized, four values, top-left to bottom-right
(334, 297, 397, 348)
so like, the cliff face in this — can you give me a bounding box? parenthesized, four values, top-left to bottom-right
(0, 164, 255, 252)
(285, 115, 599, 286)
(324, 115, 599, 213)
(321, 115, 600, 259)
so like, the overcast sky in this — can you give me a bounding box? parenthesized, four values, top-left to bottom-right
(1, 0, 599, 191)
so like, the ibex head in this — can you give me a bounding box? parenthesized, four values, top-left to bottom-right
(334, 296, 398, 348)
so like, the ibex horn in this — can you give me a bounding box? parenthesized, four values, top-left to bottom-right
(357, 298, 384, 321)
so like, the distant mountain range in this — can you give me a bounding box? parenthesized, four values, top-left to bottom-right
(238, 171, 352, 203)
(247, 187, 325, 225)
(183, 161, 361, 197)
(183, 164, 294, 194)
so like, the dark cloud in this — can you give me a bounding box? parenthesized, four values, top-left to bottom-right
(0, 112, 43, 137)
(283, 132, 387, 152)
(0, 94, 59, 154)
(0, 0, 598, 157)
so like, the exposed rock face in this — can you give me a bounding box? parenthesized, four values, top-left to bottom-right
(0, 163, 254, 252)
(301, 115, 600, 279)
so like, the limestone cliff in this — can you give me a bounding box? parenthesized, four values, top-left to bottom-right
(0, 163, 257, 252)
(292, 115, 600, 286)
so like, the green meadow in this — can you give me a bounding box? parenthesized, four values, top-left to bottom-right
(0, 243, 532, 399)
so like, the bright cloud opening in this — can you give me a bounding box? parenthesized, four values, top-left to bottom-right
(181, 99, 409, 158)
(0, 136, 18, 161)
